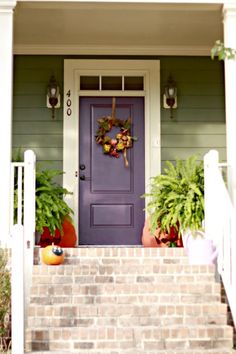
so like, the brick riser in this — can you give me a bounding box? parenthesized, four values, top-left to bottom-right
(26, 248, 236, 353)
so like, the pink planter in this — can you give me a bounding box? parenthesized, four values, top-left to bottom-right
(183, 230, 218, 265)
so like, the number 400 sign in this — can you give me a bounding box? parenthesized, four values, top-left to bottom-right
(66, 90, 72, 117)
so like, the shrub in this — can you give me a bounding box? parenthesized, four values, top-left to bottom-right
(0, 250, 11, 351)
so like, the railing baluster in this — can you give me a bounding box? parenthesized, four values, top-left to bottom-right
(10, 150, 36, 354)
(17, 166, 23, 225)
(204, 149, 236, 328)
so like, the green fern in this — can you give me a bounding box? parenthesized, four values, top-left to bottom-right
(144, 155, 204, 235)
(35, 170, 73, 235)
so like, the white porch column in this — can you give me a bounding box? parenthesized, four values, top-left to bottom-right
(0, 0, 17, 246)
(223, 4, 236, 204)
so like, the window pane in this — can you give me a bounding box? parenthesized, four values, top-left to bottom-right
(102, 76, 122, 90)
(80, 76, 99, 90)
(124, 76, 144, 90)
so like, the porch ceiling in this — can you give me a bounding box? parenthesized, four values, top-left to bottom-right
(14, 2, 223, 55)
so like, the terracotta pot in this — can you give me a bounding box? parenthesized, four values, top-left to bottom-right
(141, 219, 158, 247)
(182, 229, 217, 265)
(58, 217, 77, 247)
(38, 217, 77, 248)
(142, 218, 182, 248)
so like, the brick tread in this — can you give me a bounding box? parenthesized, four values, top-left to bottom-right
(29, 294, 221, 306)
(26, 325, 233, 352)
(32, 263, 216, 274)
(27, 351, 236, 354)
(34, 247, 189, 265)
(28, 303, 227, 318)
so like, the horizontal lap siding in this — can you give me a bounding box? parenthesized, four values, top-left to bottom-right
(13, 56, 64, 171)
(13, 56, 226, 173)
(160, 57, 225, 170)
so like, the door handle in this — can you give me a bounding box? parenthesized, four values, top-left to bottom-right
(79, 175, 91, 181)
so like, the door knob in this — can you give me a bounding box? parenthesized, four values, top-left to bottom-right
(80, 174, 85, 181)
(80, 164, 86, 170)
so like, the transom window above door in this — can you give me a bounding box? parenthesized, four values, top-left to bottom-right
(80, 75, 144, 91)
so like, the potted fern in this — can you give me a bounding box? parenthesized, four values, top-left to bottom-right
(35, 169, 76, 247)
(13, 151, 76, 247)
(144, 155, 216, 263)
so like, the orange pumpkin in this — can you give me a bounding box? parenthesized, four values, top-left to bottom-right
(42, 244, 65, 265)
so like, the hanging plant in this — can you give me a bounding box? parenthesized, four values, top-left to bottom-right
(95, 98, 137, 167)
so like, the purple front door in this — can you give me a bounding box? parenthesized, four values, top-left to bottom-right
(79, 97, 145, 245)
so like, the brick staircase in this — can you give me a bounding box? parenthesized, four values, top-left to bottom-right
(26, 247, 236, 354)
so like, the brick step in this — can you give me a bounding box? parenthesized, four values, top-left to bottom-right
(32, 274, 218, 294)
(28, 314, 228, 328)
(28, 302, 227, 320)
(32, 277, 221, 299)
(31, 274, 216, 288)
(25, 325, 233, 351)
(29, 291, 221, 305)
(28, 314, 227, 328)
(32, 263, 216, 276)
(34, 247, 188, 265)
(27, 351, 236, 354)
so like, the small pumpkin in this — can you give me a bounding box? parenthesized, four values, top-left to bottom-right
(42, 244, 64, 265)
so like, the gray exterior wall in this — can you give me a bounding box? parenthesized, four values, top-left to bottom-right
(13, 56, 226, 172)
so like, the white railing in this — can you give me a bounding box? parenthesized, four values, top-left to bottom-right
(10, 150, 36, 354)
(204, 149, 236, 327)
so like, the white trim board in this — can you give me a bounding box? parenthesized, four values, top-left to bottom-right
(14, 44, 212, 56)
(63, 59, 161, 237)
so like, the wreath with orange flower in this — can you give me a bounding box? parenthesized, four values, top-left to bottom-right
(95, 116, 137, 167)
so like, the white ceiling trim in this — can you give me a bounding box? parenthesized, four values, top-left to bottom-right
(15, 2, 222, 11)
(13, 44, 212, 56)
(16, 0, 224, 5)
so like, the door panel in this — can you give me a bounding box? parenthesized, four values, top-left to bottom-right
(79, 97, 145, 245)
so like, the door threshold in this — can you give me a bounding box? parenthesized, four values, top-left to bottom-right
(76, 245, 143, 248)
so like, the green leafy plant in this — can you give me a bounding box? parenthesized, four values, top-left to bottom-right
(211, 40, 236, 61)
(145, 155, 204, 235)
(35, 169, 73, 235)
(13, 149, 73, 236)
(0, 250, 11, 351)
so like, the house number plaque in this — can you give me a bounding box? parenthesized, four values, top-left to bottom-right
(66, 90, 72, 117)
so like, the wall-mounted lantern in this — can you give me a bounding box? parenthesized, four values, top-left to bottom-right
(47, 75, 60, 119)
(163, 76, 177, 119)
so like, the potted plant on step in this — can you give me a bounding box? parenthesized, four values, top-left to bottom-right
(13, 149, 77, 248)
(35, 169, 77, 247)
(143, 155, 216, 264)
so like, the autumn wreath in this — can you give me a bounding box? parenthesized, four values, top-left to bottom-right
(95, 116, 137, 167)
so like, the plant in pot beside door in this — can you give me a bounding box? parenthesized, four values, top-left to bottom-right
(144, 155, 216, 264)
(35, 169, 77, 248)
(13, 149, 77, 248)
(142, 160, 183, 248)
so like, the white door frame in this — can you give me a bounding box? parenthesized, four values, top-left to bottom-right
(63, 59, 161, 236)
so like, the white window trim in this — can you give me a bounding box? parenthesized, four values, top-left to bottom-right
(63, 59, 160, 236)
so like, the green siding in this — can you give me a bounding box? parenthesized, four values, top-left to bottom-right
(13, 56, 64, 170)
(13, 55, 226, 172)
(160, 57, 225, 168)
